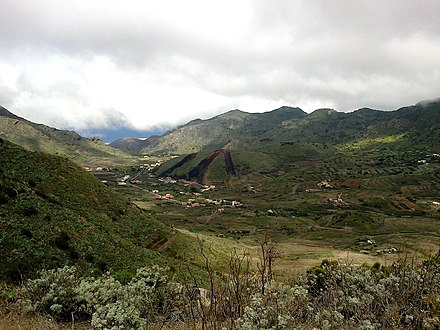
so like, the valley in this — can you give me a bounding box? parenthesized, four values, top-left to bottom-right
(1, 101, 439, 329)
(93, 141, 440, 278)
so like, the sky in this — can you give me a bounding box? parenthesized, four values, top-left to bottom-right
(1, 0, 439, 140)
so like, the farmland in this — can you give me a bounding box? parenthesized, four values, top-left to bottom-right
(93, 141, 440, 278)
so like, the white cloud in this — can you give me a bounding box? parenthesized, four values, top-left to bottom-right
(0, 0, 439, 132)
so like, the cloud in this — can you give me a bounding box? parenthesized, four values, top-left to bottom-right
(1, 0, 439, 132)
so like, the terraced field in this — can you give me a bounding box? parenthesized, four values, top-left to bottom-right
(96, 143, 439, 277)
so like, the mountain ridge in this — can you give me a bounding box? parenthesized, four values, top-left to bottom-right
(0, 106, 135, 166)
(110, 101, 440, 155)
(0, 106, 22, 120)
(110, 106, 308, 153)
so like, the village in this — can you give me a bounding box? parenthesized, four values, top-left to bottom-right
(91, 161, 245, 211)
(86, 150, 440, 258)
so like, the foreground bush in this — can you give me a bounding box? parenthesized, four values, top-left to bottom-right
(22, 250, 440, 329)
(25, 265, 184, 329)
(302, 254, 440, 329)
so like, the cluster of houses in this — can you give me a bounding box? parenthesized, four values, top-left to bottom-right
(417, 153, 440, 165)
(152, 190, 243, 209)
(375, 247, 398, 254)
(183, 198, 242, 209)
(200, 185, 216, 192)
(358, 238, 398, 255)
(117, 174, 131, 186)
(157, 177, 217, 193)
(243, 185, 259, 194)
(139, 161, 163, 171)
(158, 177, 177, 184)
(329, 193, 349, 206)
(306, 180, 333, 193)
(317, 180, 333, 189)
(359, 247, 398, 255)
(140, 154, 178, 171)
(83, 166, 108, 172)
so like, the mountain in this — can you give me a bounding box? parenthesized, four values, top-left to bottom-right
(0, 139, 179, 282)
(108, 137, 151, 152)
(0, 106, 134, 166)
(111, 100, 440, 183)
(111, 100, 440, 155)
(274, 101, 440, 145)
(110, 106, 307, 154)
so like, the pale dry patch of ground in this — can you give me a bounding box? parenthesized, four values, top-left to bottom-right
(0, 307, 90, 330)
(177, 230, 402, 281)
(0, 309, 200, 330)
(274, 239, 399, 280)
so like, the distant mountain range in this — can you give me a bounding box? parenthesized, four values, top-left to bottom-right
(110, 99, 440, 183)
(0, 106, 134, 166)
(2, 99, 439, 171)
(110, 99, 440, 155)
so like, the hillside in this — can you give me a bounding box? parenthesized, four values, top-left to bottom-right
(275, 101, 440, 145)
(0, 139, 180, 282)
(0, 106, 135, 167)
(117, 101, 440, 266)
(112, 100, 440, 155)
(115, 99, 439, 183)
(111, 106, 307, 154)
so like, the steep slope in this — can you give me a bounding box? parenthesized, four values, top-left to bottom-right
(156, 148, 280, 184)
(0, 139, 177, 282)
(276, 100, 440, 145)
(185, 149, 236, 183)
(112, 100, 440, 156)
(111, 107, 307, 154)
(0, 106, 134, 166)
(153, 99, 440, 183)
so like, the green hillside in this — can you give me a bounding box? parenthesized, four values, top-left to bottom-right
(0, 106, 136, 167)
(0, 139, 178, 282)
(146, 100, 440, 183)
(111, 100, 440, 157)
(111, 106, 308, 154)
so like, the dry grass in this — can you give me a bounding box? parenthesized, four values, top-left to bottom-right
(0, 305, 202, 330)
(272, 239, 399, 281)
(0, 305, 90, 330)
(178, 230, 401, 281)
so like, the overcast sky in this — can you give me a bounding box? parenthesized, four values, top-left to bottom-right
(1, 0, 439, 135)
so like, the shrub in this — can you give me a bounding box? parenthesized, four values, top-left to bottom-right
(24, 265, 182, 329)
(236, 283, 308, 330)
(25, 266, 80, 320)
(22, 252, 440, 329)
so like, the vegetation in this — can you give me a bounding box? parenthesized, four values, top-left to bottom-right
(2, 246, 439, 329)
(118, 139, 439, 265)
(0, 106, 136, 167)
(0, 139, 178, 282)
(111, 100, 440, 156)
(1, 99, 439, 328)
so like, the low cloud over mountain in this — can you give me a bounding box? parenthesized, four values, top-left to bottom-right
(1, 1, 439, 132)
